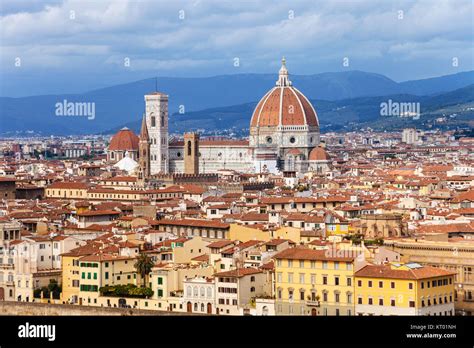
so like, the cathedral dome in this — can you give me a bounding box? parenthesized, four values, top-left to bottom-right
(309, 146, 330, 161)
(250, 58, 319, 129)
(109, 127, 139, 151)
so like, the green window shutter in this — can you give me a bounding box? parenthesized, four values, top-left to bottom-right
(158, 277, 163, 285)
(105, 272, 109, 280)
(87, 273, 91, 279)
(81, 272, 85, 279)
(93, 273, 97, 280)
(158, 289, 163, 297)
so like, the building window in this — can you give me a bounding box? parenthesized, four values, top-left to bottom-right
(379, 298, 383, 306)
(409, 300, 415, 308)
(151, 116, 156, 127)
(379, 281, 383, 288)
(157, 277, 163, 285)
(187, 141, 192, 156)
(409, 283, 413, 290)
(368, 281, 372, 288)
(391, 299, 396, 307)
(358, 280, 362, 287)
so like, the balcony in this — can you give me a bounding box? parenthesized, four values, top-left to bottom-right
(306, 300, 320, 307)
(0, 263, 14, 269)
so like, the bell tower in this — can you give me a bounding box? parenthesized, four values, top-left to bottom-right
(184, 132, 199, 175)
(138, 114, 150, 181)
(145, 92, 169, 174)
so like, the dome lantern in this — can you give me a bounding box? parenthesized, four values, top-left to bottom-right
(277, 56, 291, 87)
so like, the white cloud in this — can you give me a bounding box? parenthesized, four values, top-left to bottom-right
(0, 0, 472, 94)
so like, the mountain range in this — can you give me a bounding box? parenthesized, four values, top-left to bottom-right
(0, 70, 473, 136)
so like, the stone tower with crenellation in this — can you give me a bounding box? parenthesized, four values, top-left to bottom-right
(184, 132, 200, 175)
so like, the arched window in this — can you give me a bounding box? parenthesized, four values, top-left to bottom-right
(200, 287, 205, 297)
(201, 303, 205, 312)
(151, 116, 156, 127)
(193, 286, 198, 297)
(207, 287, 212, 298)
(194, 303, 198, 311)
(186, 286, 192, 297)
(187, 141, 192, 156)
(250, 276, 255, 282)
(250, 287, 255, 292)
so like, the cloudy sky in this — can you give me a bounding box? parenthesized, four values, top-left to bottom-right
(1, 0, 473, 97)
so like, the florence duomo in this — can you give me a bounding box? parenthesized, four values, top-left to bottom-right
(1, 0, 473, 344)
(108, 58, 332, 178)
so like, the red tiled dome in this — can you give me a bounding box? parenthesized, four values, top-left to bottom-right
(108, 128, 139, 151)
(250, 59, 319, 129)
(309, 147, 330, 161)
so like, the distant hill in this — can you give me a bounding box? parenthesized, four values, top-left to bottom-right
(107, 85, 474, 135)
(0, 70, 473, 136)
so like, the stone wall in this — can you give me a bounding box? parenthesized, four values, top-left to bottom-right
(0, 301, 199, 316)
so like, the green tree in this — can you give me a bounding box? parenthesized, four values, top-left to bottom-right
(134, 253, 154, 287)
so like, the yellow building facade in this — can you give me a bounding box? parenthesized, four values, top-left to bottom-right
(274, 247, 357, 316)
(355, 263, 456, 316)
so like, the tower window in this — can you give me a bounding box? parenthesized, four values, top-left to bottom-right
(290, 137, 296, 144)
(161, 115, 164, 126)
(187, 141, 192, 156)
(151, 116, 156, 127)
